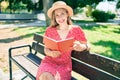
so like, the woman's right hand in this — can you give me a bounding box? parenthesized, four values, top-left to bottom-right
(44, 48, 61, 58)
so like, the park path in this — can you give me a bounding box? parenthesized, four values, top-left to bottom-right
(0, 19, 46, 73)
(0, 28, 19, 69)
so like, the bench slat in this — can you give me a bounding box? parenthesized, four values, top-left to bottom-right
(72, 57, 120, 80)
(26, 53, 41, 66)
(12, 54, 42, 79)
(33, 33, 43, 43)
(32, 42, 45, 55)
(72, 51, 120, 77)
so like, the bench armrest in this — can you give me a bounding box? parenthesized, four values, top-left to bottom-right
(8, 44, 32, 58)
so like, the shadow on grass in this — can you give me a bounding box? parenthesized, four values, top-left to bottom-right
(0, 27, 45, 43)
(92, 40, 120, 61)
(0, 33, 33, 43)
(0, 20, 36, 24)
(73, 20, 109, 30)
(81, 25, 108, 30)
(113, 27, 120, 34)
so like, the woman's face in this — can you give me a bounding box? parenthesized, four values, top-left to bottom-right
(54, 8, 68, 25)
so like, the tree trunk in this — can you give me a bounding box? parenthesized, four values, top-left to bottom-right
(43, 0, 53, 27)
(85, 5, 92, 17)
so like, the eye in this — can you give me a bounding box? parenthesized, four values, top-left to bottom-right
(55, 14, 59, 17)
(62, 12, 67, 16)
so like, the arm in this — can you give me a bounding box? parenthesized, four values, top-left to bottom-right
(73, 40, 90, 52)
(72, 26, 90, 52)
(44, 48, 61, 57)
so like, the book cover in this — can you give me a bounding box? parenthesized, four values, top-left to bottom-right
(43, 36, 74, 52)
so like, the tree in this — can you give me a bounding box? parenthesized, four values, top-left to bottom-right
(24, 0, 43, 13)
(8, 0, 31, 13)
(43, 0, 53, 26)
(0, 0, 7, 13)
(8, 0, 43, 13)
(116, 0, 120, 8)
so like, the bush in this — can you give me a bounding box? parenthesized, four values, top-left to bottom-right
(74, 7, 84, 14)
(91, 10, 109, 22)
(107, 11, 116, 19)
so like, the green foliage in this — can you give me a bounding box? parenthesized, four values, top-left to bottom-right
(38, 0, 43, 10)
(54, 0, 79, 9)
(54, 0, 103, 9)
(107, 11, 116, 19)
(91, 10, 110, 22)
(11, 2, 26, 12)
(116, 0, 120, 8)
(7, 0, 43, 13)
(25, 0, 43, 13)
(74, 7, 84, 14)
(91, 10, 116, 22)
(78, 0, 103, 8)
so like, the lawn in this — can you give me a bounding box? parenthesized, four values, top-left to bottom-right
(13, 24, 120, 61)
(81, 25, 120, 61)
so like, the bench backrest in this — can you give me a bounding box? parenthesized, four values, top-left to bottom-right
(72, 51, 120, 80)
(32, 33, 120, 80)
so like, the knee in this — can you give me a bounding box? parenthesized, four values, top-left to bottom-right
(39, 72, 55, 80)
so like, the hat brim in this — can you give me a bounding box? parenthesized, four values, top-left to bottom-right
(47, 5, 73, 19)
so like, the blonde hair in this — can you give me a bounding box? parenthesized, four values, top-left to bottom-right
(50, 8, 72, 27)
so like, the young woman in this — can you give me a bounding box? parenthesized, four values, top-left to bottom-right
(36, 1, 90, 80)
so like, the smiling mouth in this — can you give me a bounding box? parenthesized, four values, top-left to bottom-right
(58, 19, 65, 23)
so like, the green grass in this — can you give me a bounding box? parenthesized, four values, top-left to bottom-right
(12, 26, 46, 37)
(13, 25, 120, 61)
(81, 25, 120, 61)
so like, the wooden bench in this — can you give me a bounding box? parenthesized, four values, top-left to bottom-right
(8, 33, 120, 80)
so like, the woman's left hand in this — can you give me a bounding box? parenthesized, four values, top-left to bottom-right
(73, 41, 86, 52)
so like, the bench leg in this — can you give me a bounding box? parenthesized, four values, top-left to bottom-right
(9, 48, 13, 80)
(9, 58, 12, 80)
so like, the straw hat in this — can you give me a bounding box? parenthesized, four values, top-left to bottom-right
(47, 1, 73, 19)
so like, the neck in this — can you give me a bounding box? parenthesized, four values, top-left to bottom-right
(58, 24, 69, 30)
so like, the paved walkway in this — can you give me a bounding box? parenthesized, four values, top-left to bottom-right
(0, 20, 46, 28)
(0, 13, 119, 29)
(0, 19, 119, 29)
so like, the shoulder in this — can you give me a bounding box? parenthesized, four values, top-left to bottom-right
(46, 26, 55, 30)
(70, 25, 83, 31)
(46, 26, 56, 31)
(44, 26, 56, 36)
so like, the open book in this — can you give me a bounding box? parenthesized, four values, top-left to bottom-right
(43, 36, 74, 52)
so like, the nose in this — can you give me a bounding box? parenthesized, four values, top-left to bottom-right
(57, 15, 62, 18)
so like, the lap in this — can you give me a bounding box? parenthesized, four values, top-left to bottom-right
(39, 72, 55, 80)
(36, 62, 72, 80)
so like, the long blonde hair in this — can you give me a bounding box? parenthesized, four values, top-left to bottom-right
(50, 8, 72, 27)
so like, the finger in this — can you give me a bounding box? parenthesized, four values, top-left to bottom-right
(70, 47, 73, 50)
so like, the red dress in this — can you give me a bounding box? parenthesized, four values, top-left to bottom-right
(36, 25, 87, 80)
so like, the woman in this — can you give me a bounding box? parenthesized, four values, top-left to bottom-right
(36, 1, 90, 80)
